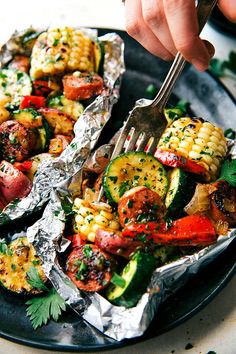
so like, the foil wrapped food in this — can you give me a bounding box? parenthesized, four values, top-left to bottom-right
(0, 27, 125, 224)
(27, 137, 236, 341)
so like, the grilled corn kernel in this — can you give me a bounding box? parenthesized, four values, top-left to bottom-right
(79, 206, 95, 217)
(108, 220, 120, 230)
(73, 198, 84, 209)
(94, 214, 109, 227)
(157, 117, 227, 180)
(75, 214, 84, 225)
(100, 210, 113, 220)
(30, 26, 95, 79)
(80, 225, 91, 236)
(87, 232, 96, 243)
(73, 199, 121, 242)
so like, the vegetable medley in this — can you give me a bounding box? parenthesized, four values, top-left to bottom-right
(0, 28, 236, 330)
(0, 26, 104, 210)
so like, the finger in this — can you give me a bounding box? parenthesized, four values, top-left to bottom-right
(141, 0, 176, 56)
(163, 0, 211, 71)
(125, 0, 173, 60)
(219, 0, 236, 22)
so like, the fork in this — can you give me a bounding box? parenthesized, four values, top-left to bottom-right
(98, 0, 218, 201)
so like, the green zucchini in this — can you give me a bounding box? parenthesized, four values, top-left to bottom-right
(47, 95, 84, 121)
(165, 168, 196, 216)
(0, 69, 32, 108)
(0, 237, 47, 295)
(107, 251, 156, 308)
(12, 108, 43, 128)
(103, 151, 168, 203)
(13, 108, 52, 151)
(94, 40, 105, 75)
(37, 118, 53, 151)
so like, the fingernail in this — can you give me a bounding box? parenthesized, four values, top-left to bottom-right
(191, 59, 209, 72)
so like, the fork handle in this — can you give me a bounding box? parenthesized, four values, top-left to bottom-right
(151, 0, 218, 110)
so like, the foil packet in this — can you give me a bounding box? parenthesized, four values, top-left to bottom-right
(27, 137, 236, 341)
(0, 27, 125, 224)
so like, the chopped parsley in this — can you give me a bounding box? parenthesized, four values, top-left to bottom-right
(111, 272, 126, 288)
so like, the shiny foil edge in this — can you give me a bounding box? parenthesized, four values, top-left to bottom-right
(0, 28, 125, 224)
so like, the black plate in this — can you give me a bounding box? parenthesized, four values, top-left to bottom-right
(0, 29, 236, 352)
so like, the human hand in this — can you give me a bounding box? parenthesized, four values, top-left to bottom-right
(124, 0, 236, 71)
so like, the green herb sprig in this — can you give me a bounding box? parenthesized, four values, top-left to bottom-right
(26, 267, 66, 329)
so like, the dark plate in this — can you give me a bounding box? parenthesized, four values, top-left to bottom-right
(0, 29, 236, 352)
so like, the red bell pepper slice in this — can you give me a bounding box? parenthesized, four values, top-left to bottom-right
(154, 149, 206, 174)
(122, 215, 217, 247)
(20, 95, 46, 109)
(122, 222, 161, 237)
(13, 160, 33, 172)
(72, 234, 86, 248)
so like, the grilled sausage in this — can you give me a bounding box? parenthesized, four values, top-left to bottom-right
(0, 120, 32, 162)
(118, 186, 167, 227)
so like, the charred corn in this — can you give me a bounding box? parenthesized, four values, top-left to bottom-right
(157, 117, 227, 180)
(73, 198, 121, 242)
(30, 27, 95, 79)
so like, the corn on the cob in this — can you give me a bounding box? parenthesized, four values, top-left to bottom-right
(73, 198, 121, 242)
(30, 27, 95, 79)
(157, 117, 227, 180)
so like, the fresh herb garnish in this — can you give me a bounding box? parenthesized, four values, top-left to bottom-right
(26, 266, 48, 292)
(108, 176, 118, 183)
(26, 267, 66, 329)
(26, 287, 66, 330)
(176, 100, 191, 113)
(218, 159, 236, 187)
(145, 84, 158, 99)
(0, 240, 12, 255)
(224, 128, 236, 140)
(209, 51, 236, 80)
(111, 272, 126, 288)
(119, 180, 130, 197)
(83, 245, 92, 258)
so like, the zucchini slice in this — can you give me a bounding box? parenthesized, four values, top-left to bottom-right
(0, 237, 47, 295)
(12, 108, 43, 128)
(103, 151, 168, 203)
(37, 118, 53, 151)
(12, 108, 52, 151)
(0, 69, 32, 108)
(107, 251, 156, 308)
(94, 40, 105, 75)
(165, 168, 196, 215)
(47, 95, 84, 121)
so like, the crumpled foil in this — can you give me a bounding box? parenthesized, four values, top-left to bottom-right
(0, 28, 125, 224)
(27, 136, 236, 341)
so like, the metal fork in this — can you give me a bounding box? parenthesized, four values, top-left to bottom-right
(98, 0, 218, 201)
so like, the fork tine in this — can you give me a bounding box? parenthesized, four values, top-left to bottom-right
(136, 133, 151, 152)
(110, 123, 131, 158)
(146, 137, 158, 154)
(124, 129, 141, 152)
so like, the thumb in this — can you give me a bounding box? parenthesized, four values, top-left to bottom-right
(219, 0, 236, 22)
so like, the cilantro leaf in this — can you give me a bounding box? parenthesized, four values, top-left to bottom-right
(209, 51, 236, 80)
(209, 58, 225, 78)
(176, 99, 191, 113)
(218, 160, 236, 187)
(26, 287, 66, 329)
(26, 266, 49, 292)
(224, 51, 236, 75)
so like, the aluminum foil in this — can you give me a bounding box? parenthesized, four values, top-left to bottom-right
(0, 28, 125, 224)
(27, 137, 236, 341)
